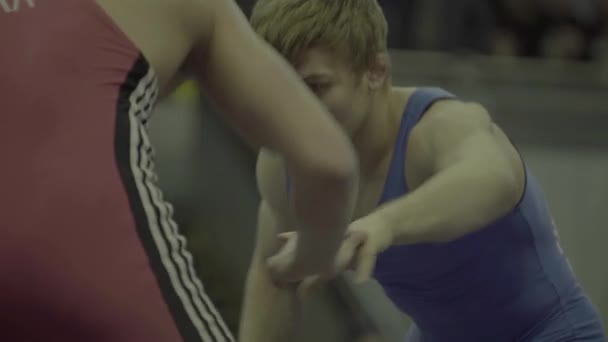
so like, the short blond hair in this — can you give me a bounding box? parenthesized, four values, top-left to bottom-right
(251, 0, 388, 72)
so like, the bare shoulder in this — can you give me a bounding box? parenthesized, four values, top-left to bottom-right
(410, 100, 493, 154)
(405, 100, 494, 188)
(418, 100, 492, 135)
(176, 0, 214, 46)
(94, 0, 203, 92)
(180, 0, 251, 53)
(256, 149, 290, 215)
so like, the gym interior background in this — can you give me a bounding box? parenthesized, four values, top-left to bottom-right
(149, 0, 608, 340)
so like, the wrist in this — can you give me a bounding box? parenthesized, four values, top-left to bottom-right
(296, 228, 343, 269)
(298, 227, 342, 254)
(369, 213, 397, 251)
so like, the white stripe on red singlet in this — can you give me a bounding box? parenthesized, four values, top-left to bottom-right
(127, 66, 234, 342)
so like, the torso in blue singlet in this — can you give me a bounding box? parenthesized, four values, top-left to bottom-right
(374, 88, 604, 342)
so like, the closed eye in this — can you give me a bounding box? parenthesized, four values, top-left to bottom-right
(307, 82, 331, 95)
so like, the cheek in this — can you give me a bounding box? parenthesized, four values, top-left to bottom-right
(321, 88, 358, 119)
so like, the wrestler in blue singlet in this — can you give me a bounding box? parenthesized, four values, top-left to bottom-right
(375, 88, 605, 341)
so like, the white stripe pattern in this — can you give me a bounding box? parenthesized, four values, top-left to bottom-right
(127, 66, 234, 342)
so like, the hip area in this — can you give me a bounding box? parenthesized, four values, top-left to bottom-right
(520, 292, 605, 342)
(403, 289, 604, 342)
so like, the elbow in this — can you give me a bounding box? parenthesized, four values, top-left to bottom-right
(322, 145, 358, 180)
(292, 140, 359, 188)
(493, 166, 525, 213)
(312, 147, 359, 189)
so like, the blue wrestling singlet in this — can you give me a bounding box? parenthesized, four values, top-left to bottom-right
(375, 88, 605, 341)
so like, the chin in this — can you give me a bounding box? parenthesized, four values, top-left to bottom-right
(333, 112, 363, 136)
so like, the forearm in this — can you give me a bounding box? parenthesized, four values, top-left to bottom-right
(289, 166, 358, 265)
(378, 163, 521, 245)
(239, 264, 300, 342)
(240, 201, 302, 341)
(194, 0, 359, 254)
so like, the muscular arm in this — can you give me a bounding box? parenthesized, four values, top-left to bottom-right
(185, 0, 358, 273)
(374, 101, 525, 244)
(239, 151, 301, 342)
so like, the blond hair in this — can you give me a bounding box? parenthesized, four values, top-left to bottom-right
(251, 0, 388, 72)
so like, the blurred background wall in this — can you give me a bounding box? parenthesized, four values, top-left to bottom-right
(148, 1, 608, 341)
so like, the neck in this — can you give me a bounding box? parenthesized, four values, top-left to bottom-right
(351, 87, 403, 179)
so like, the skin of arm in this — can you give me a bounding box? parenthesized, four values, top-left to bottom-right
(370, 100, 525, 245)
(239, 150, 302, 342)
(183, 0, 359, 276)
